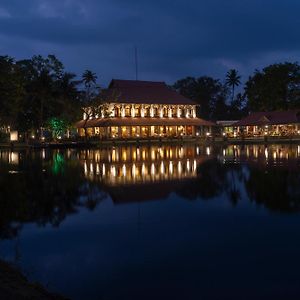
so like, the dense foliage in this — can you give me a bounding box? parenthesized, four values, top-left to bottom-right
(0, 55, 82, 138)
(174, 62, 300, 120)
(245, 62, 300, 111)
(173, 75, 247, 120)
(1, 54, 300, 138)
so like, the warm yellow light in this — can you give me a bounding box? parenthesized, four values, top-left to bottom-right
(264, 148, 269, 159)
(122, 164, 126, 177)
(84, 161, 88, 175)
(151, 150, 156, 160)
(111, 165, 116, 177)
(151, 163, 155, 176)
(141, 163, 146, 176)
(10, 131, 18, 142)
(178, 161, 182, 174)
(193, 160, 197, 171)
(122, 150, 127, 161)
(132, 163, 136, 177)
(186, 159, 190, 171)
(160, 162, 165, 174)
(206, 147, 211, 156)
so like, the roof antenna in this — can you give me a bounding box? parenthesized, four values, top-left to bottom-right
(134, 45, 138, 81)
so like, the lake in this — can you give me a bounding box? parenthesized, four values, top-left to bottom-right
(0, 144, 300, 300)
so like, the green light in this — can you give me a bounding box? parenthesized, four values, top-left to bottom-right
(48, 117, 67, 139)
(52, 153, 65, 175)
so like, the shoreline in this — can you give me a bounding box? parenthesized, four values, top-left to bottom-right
(0, 260, 68, 300)
(0, 136, 300, 150)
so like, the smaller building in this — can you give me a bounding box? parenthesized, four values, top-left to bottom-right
(234, 110, 300, 137)
(216, 120, 239, 137)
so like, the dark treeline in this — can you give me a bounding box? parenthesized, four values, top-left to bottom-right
(173, 62, 300, 120)
(1, 54, 300, 138)
(0, 55, 100, 140)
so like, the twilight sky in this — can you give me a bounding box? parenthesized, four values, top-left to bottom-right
(0, 0, 299, 86)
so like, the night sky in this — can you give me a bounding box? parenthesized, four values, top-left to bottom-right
(0, 0, 299, 85)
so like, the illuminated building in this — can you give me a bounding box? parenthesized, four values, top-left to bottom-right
(232, 110, 300, 138)
(76, 80, 214, 139)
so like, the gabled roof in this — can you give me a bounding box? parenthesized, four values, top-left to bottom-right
(107, 79, 196, 105)
(235, 110, 300, 126)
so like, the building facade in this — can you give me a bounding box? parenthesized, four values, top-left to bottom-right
(233, 110, 300, 137)
(76, 79, 214, 139)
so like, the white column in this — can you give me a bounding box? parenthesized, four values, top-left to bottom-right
(110, 105, 115, 117)
(121, 105, 125, 117)
(150, 105, 154, 117)
(131, 105, 135, 117)
(159, 105, 164, 118)
(192, 106, 196, 118)
(185, 106, 189, 118)
(168, 106, 172, 118)
(141, 105, 145, 117)
(177, 106, 181, 118)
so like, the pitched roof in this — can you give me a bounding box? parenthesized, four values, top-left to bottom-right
(76, 117, 215, 128)
(235, 110, 300, 126)
(107, 79, 196, 105)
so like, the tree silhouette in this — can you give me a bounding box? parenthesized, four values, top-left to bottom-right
(226, 69, 241, 102)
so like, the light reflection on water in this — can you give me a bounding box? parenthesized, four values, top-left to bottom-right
(0, 144, 300, 299)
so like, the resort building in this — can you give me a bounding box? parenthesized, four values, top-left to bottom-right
(76, 79, 214, 139)
(231, 110, 300, 137)
(216, 120, 239, 137)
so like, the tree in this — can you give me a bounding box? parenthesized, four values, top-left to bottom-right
(14, 55, 81, 139)
(173, 76, 229, 120)
(245, 62, 300, 112)
(228, 93, 248, 120)
(226, 69, 241, 102)
(80, 70, 100, 138)
(47, 117, 68, 140)
(0, 56, 25, 131)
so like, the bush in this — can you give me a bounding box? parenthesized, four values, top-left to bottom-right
(0, 131, 9, 142)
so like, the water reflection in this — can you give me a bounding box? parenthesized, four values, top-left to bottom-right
(220, 144, 300, 166)
(0, 144, 299, 240)
(81, 145, 204, 185)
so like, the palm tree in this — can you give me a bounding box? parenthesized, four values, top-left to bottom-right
(82, 70, 97, 89)
(81, 70, 99, 141)
(226, 69, 241, 102)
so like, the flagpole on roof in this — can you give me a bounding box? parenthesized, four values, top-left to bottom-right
(134, 45, 138, 81)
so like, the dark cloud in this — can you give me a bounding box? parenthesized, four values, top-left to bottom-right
(0, 0, 299, 85)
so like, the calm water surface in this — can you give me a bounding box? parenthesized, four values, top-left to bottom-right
(0, 144, 300, 300)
